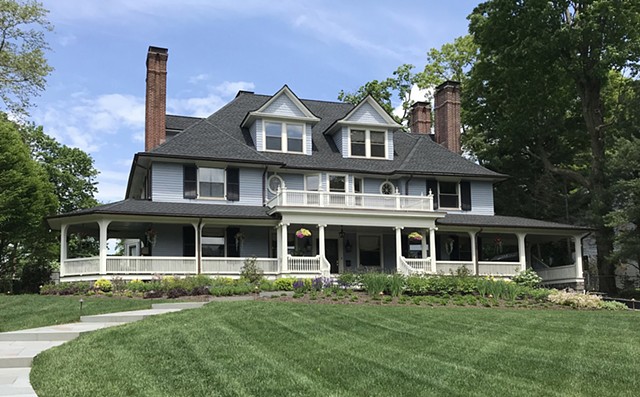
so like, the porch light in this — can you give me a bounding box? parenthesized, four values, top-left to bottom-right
(339, 227, 345, 239)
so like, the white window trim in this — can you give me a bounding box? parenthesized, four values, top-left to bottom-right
(197, 167, 226, 200)
(356, 233, 384, 270)
(348, 127, 388, 159)
(262, 119, 306, 154)
(438, 180, 461, 209)
(328, 174, 347, 193)
(267, 174, 285, 194)
(304, 173, 322, 191)
(353, 176, 364, 194)
(380, 181, 395, 195)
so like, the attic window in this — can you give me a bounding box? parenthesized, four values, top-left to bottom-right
(265, 121, 304, 153)
(349, 128, 387, 159)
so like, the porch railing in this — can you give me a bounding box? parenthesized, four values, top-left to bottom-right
(267, 188, 434, 212)
(436, 261, 475, 275)
(477, 262, 520, 276)
(288, 255, 322, 273)
(403, 258, 431, 273)
(202, 257, 278, 274)
(63, 257, 100, 276)
(536, 264, 576, 282)
(105, 256, 197, 274)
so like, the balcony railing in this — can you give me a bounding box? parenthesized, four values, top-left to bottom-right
(267, 188, 434, 212)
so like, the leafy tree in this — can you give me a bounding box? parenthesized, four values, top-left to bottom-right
(0, 0, 53, 116)
(466, 0, 640, 293)
(418, 35, 478, 91)
(0, 117, 56, 291)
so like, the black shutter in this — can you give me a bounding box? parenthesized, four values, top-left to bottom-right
(426, 179, 438, 209)
(227, 227, 240, 257)
(184, 165, 197, 199)
(183, 226, 195, 257)
(461, 181, 472, 211)
(227, 167, 240, 201)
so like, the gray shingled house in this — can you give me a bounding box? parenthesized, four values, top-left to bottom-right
(47, 47, 589, 288)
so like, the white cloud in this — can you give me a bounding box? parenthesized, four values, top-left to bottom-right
(168, 80, 255, 117)
(188, 73, 210, 84)
(214, 81, 255, 97)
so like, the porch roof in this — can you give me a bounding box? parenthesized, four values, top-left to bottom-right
(437, 214, 592, 231)
(47, 199, 275, 228)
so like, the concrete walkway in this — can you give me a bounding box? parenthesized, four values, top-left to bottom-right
(0, 302, 208, 397)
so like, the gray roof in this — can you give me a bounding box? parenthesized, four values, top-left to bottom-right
(166, 114, 202, 131)
(437, 214, 591, 231)
(149, 92, 504, 179)
(48, 200, 274, 222)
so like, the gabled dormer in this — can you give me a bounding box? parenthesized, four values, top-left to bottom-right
(325, 95, 402, 160)
(241, 85, 320, 155)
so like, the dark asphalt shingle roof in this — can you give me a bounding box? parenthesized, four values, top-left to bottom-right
(166, 114, 202, 131)
(48, 199, 274, 221)
(437, 214, 591, 231)
(150, 92, 504, 178)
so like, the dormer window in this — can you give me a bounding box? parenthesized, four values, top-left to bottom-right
(265, 121, 304, 153)
(349, 128, 387, 159)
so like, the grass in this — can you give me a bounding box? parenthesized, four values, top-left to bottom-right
(0, 294, 165, 332)
(31, 301, 640, 397)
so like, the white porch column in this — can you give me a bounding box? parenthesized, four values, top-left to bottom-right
(394, 226, 403, 272)
(318, 224, 327, 276)
(574, 235, 584, 279)
(280, 223, 289, 274)
(98, 220, 111, 275)
(429, 227, 437, 273)
(517, 232, 527, 272)
(468, 231, 477, 275)
(194, 222, 202, 274)
(421, 229, 428, 261)
(60, 224, 68, 277)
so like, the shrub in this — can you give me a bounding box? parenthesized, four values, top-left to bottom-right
(93, 279, 113, 293)
(361, 273, 389, 296)
(126, 279, 145, 292)
(337, 273, 359, 289)
(600, 301, 628, 311)
(259, 279, 275, 291)
(240, 256, 263, 284)
(617, 288, 640, 300)
(387, 273, 405, 297)
(547, 290, 602, 309)
(512, 269, 542, 288)
(293, 279, 308, 292)
(110, 276, 126, 292)
(274, 277, 296, 291)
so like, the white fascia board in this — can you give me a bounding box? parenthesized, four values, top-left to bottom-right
(340, 96, 402, 128)
(241, 86, 320, 128)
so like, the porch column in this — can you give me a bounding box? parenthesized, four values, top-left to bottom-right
(468, 231, 477, 275)
(574, 235, 584, 279)
(395, 226, 403, 272)
(421, 229, 428, 261)
(98, 220, 111, 275)
(429, 227, 437, 273)
(517, 232, 527, 272)
(60, 224, 68, 277)
(318, 224, 327, 276)
(194, 222, 202, 274)
(280, 223, 289, 274)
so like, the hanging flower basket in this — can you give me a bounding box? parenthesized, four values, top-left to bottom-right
(408, 231, 422, 241)
(296, 228, 312, 239)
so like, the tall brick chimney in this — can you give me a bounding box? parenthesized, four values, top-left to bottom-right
(409, 101, 431, 134)
(145, 46, 168, 152)
(434, 81, 461, 154)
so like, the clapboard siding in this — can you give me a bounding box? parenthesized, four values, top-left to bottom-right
(238, 226, 270, 257)
(346, 102, 387, 124)
(152, 162, 263, 206)
(406, 177, 428, 196)
(153, 224, 184, 256)
(263, 94, 305, 117)
(363, 178, 389, 194)
(305, 123, 312, 155)
(249, 120, 259, 150)
(387, 131, 394, 160)
(340, 126, 349, 158)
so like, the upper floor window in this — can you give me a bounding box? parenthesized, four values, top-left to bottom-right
(183, 165, 239, 201)
(439, 181, 459, 209)
(349, 129, 387, 159)
(265, 121, 304, 153)
(199, 168, 225, 198)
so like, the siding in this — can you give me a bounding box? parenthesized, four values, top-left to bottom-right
(249, 120, 259, 150)
(152, 162, 264, 206)
(346, 102, 387, 124)
(406, 177, 428, 196)
(263, 94, 305, 117)
(469, 181, 494, 215)
(238, 226, 270, 257)
(153, 224, 185, 256)
(305, 123, 312, 155)
(387, 131, 394, 160)
(341, 126, 349, 158)
(363, 178, 394, 194)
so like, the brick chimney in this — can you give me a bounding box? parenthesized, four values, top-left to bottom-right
(434, 81, 461, 154)
(409, 101, 431, 134)
(145, 46, 168, 152)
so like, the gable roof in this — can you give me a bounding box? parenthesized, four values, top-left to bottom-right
(166, 114, 202, 132)
(325, 95, 401, 135)
(240, 85, 320, 128)
(146, 91, 505, 179)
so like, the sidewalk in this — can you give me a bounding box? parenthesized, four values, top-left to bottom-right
(0, 302, 208, 397)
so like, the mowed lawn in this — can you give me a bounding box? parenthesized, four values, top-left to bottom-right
(0, 294, 164, 332)
(31, 301, 639, 397)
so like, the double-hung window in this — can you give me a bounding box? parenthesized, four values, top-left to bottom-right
(349, 129, 387, 158)
(439, 181, 459, 209)
(199, 168, 225, 198)
(264, 121, 304, 153)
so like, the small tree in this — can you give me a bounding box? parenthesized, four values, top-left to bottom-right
(240, 256, 263, 284)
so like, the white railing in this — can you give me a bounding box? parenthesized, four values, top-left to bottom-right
(105, 256, 197, 274)
(202, 257, 279, 274)
(477, 262, 520, 276)
(404, 258, 431, 273)
(398, 257, 413, 275)
(267, 188, 434, 212)
(63, 257, 100, 276)
(288, 255, 322, 273)
(320, 257, 331, 277)
(436, 261, 475, 275)
(536, 264, 577, 282)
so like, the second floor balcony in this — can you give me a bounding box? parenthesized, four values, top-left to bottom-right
(266, 187, 435, 212)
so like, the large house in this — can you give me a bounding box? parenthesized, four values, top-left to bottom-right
(47, 47, 590, 289)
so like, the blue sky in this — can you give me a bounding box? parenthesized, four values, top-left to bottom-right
(32, 0, 481, 203)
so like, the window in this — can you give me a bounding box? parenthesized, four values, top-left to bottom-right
(199, 168, 225, 198)
(202, 228, 225, 257)
(329, 175, 346, 193)
(354, 177, 363, 194)
(380, 181, 395, 195)
(305, 174, 320, 191)
(439, 181, 459, 208)
(268, 175, 285, 194)
(264, 121, 304, 153)
(359, 235, 382, 267)
(349, 129, 387, 159)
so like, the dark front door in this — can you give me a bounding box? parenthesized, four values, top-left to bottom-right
(325, 239, 339, 274)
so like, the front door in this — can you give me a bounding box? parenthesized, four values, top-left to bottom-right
(325, 239, 339, 274)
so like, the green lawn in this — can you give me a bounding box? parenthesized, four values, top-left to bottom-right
(0, 294, 165, 332)
(31, 301, 640, 397)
